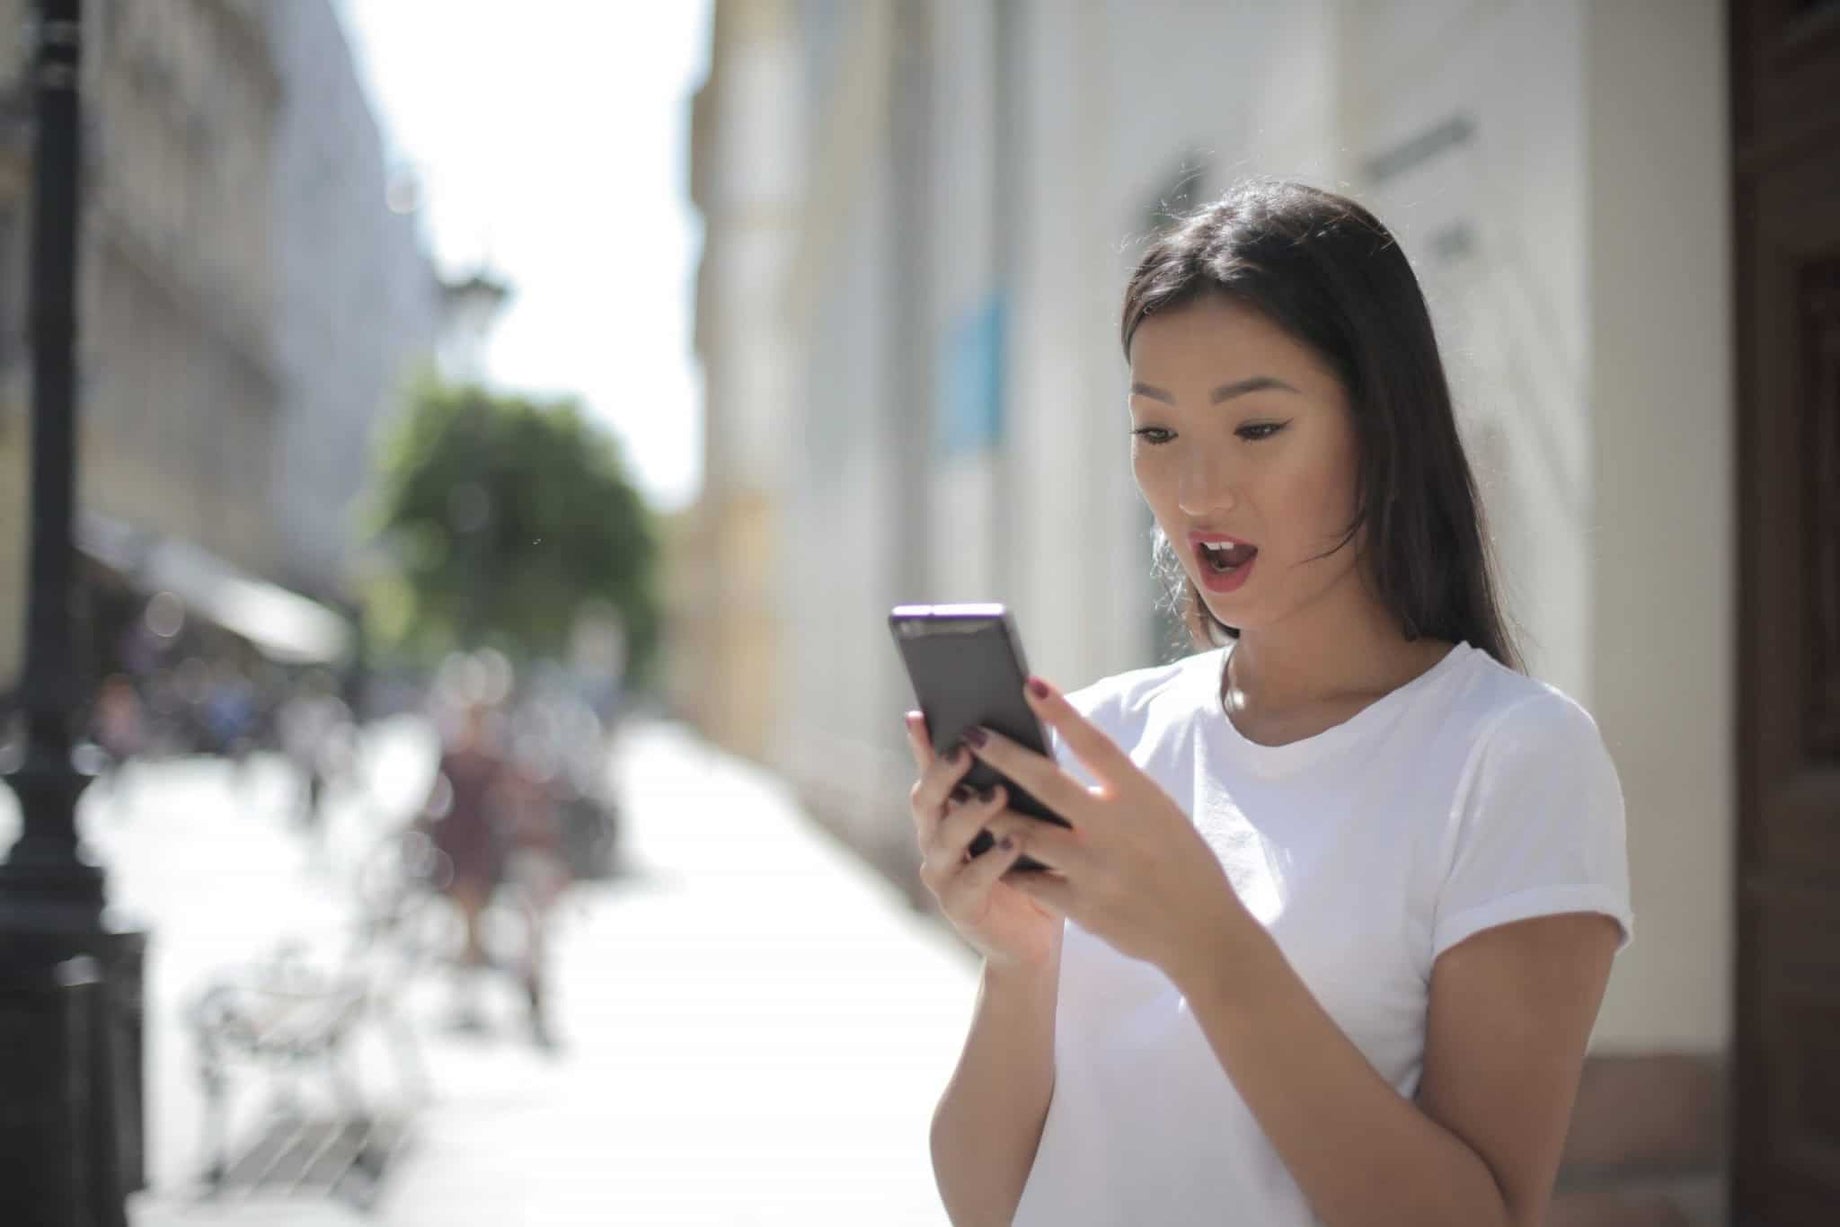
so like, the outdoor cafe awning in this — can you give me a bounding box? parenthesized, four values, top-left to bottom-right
(79, 513, 353, 667)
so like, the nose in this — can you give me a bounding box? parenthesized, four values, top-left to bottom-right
(1175, 446, 1238, 519)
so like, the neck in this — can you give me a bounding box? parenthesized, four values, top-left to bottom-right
(1223, 570, 1446, 715)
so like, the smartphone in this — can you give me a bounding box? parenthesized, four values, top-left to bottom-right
(889, 603, 1071, 873)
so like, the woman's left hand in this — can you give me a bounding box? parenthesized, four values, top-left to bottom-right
(966, 675, 1255, 981)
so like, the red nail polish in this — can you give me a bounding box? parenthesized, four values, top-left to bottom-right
(963, 726, 988, 748)
(1027, 677, 1050, 699)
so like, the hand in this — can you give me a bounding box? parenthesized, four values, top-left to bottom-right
(905, 711, 1064, 972)
(962, 676, 1253, 981)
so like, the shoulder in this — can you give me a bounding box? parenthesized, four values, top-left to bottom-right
(1448, 652, 1611, 770)
(1057, 650, 1224, 762)
(1063, 649, 1221, 726)
(1435, 650, 1625, 847)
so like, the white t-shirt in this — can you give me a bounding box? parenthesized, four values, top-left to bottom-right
(1011, 641, 1633, 1227)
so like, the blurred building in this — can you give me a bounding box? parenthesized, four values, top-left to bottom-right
(676, 0, 802, 758)
(266, 0, 443, 603)
(688, 1, 1838, 1222)
(0, 0, 447, 689)
(0, 0, 283, 686)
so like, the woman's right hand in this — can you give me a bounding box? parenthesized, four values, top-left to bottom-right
(906, 711, 1064, 972)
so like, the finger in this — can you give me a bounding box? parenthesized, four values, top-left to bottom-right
(909, 745, 976, 839)
(1023, 676, 1136, 791)
(903, 710, 933, 770)
(921, 742, 974, 802)
(923, 743, 975, 807)
(939, 827, 1027, 914)
(920, 786, 1007, 892)
(985, 813, 1089, 879)
(961, 727, 1091, 822)
(931, 785, 1008, 865)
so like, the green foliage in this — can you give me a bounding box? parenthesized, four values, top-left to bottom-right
(368, 379, 661, 685)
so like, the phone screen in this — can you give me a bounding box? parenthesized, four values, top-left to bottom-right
(889, 604, 1071, 868)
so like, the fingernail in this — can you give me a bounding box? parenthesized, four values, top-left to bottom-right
(1027, 677, 1050, 699)
(998, 836, 1015, 850)
(963, 727, 988, 748)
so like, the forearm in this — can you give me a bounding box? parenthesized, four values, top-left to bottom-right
(931, 951, 1060, 1227)
(1171, 929, 1508, 1227)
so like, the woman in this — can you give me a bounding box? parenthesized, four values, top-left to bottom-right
(910, 180, 1631, 1227)
(424, 701, 510, 1027)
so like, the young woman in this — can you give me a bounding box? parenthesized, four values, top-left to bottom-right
(907, 180, 1632, 1227)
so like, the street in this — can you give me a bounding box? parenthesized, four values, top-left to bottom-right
(0, 717, 977, 1225)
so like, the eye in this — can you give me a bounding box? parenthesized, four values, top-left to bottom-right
(1131, 427, 1175, 445)
(1236, 421, 1287, 441)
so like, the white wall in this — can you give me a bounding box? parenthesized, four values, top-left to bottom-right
(1340, 0, 1594, 701)
(709, 19, 805, 497)
(1006, 0, 1119, 687)
(925, 0, 1003, 605)
(773, 2, 884, 836)
(1581, 0, 1732, 1054)
(779, 54, 917, 846)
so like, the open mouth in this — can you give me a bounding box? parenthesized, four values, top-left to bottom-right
(1194, 539, 1258, 574)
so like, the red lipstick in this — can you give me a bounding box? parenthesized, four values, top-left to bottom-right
(1188, 531, 1258, 594)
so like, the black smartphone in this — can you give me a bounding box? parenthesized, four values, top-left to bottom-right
(889, 603, 1072, 873)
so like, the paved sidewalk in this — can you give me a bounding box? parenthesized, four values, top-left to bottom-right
(1, 717, 979, 1226)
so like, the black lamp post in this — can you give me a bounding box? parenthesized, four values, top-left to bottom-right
(0, 2, 147, 1223)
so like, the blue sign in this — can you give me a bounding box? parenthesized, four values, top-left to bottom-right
(935, 293, 1006, 457)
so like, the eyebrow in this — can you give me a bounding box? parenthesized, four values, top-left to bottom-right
(1128, 375, 1302, 405)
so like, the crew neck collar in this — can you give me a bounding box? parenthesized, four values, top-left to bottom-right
(1193, 641, 1475, 776)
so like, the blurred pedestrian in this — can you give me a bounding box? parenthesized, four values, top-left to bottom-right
(499, 749, 571, 1051)
(202, 661, 258, 762)
(276, 669, 352, 867)
(90, 673, 144, 799)
(421, 700, 509, 1031)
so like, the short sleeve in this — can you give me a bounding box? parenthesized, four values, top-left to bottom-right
(1432, 692, 1634, 958)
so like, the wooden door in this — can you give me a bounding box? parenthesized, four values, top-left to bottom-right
(1732, 1, 1840, 1223)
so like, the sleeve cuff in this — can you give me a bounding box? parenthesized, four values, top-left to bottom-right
(1433, 884, 1634, 960)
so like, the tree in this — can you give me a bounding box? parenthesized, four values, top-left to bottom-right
(368, 379, 660, 686)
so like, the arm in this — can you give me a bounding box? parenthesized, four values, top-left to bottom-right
(931, 946, 1061, 1227)
(1169, 909, 1621, 1227)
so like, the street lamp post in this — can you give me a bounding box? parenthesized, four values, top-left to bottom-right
(437, 271, 510, 649)
(0, 2, 147, 1223)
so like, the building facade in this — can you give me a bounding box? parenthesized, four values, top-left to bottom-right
(0, 0, 282, 687)
(684, 1, 1837, 1222)
(0, 0, 446, 690)
(265, 0, 443, 602)
(677, 0, 804, 757)
(77, 0, 284, 576)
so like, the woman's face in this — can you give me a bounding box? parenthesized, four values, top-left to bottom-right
(1127, 293, 1366, 635)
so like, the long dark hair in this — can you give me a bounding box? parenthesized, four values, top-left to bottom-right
(1121, 179, 1521, 671)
